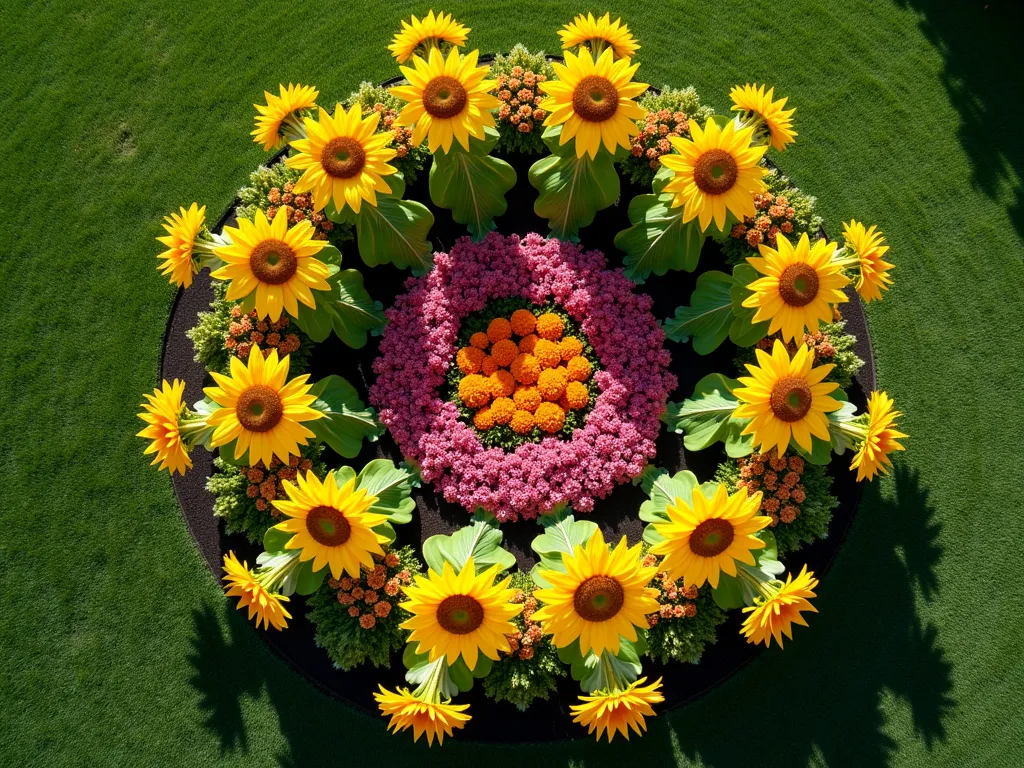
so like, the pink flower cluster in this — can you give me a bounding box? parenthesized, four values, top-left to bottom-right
(370, 233, 676, 521)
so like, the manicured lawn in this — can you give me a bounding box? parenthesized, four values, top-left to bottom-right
(2, 0, 1022, 764)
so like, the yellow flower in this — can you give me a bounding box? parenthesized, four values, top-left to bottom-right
(558, 12, 640, 59)
(729, 83, 797, 152)
(741, 565, 818, 648)
(651, 484, 772, 589)
(660, 119, 767, 231)
(742, 232, 851, 342)
(136, 379, 191, 476)
(388, 10, 470, 64)
(251, 83, 320, 152)
(204, 346, 323, 467)
(212, 207, 331, 322)
(286, 103, 398, 214)
(850, 391, 907, 481)
(733, 340, 842, 455)
(390, 47, 499, 153)
(843, 220, 894, 303)
(538, 46, 647, 160)
(532, 529, 659, 657)
(374, 686, 471, 746)
(570, 677, 664, 742)
(156, 203, 205, 288)
(400, 558, 522, 670)
(272, 470, 388, 579)
(222, 551, 292, 631)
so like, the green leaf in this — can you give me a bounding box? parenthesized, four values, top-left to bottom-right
(293, 559, 327, 595)
(262, 525, 291, 555)
(576, 642, 645, 694)
(663, 270, 734, 354)
(447, 657, 475, 692)
(421, 511, 517, 575)
(793, 433, 834, 465)
(651, 165, 674, 195)
(753, 530, 785, 577)
(615, 194, 707, 283)
(294, 268, 386, 347)
(662, 373, 753, 457)
(530, 510, 599, 573)
(429, 128, 517, 239)
(355, 459, 416, 525)
(728, 263, 771, 347)
(712, 572, 745, 610)
(827, 399, 859, 455)
(529, 126, 620, 241)
(315, 241, 342, 267)
(354, 192, 434, 273)
(308, 375, 385, 458)
(403, 650, 463, 699)
(638, 467, 699, 544)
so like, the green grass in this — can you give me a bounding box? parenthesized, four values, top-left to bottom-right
(2, 0, 1023, 764)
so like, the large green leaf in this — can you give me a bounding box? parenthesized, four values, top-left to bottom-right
(615, 194, 707, 283)
(530, 509, 599, 573)
(354, 191, 434, 274)
(421, 511, 517, 575)
(662, 373, 753, 457)
(728, 263, 771, 347)
(307, 375, 384, 458)
(637, 467, 699, 545)
(559, 638, 646, 693)
(403, 650, 463, 699)
(294, 268, 386, 347)
(529, 126, 619, 241)
(353, 459, 416, 524)
(663, 270, 734, 354)
(428, 127, 516, 239)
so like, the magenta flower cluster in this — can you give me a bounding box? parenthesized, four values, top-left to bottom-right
(370, 233, 676, 521)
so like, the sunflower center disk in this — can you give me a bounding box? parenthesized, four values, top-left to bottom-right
(422, 76, 468, 119)
(573, 575, 625, 622)
(693, 148, 739, 195)
(778, 263, 820, 307)
(436, 594, 485, 635)
(321, 136, 367, 179)
(572, 75, 619, 122)
(249, 239, 298, 285)
(688, 518, 736, 557)
(305, 505, 352, 546)
(235, 384, 284, 432)
(769, 376, 813, 422)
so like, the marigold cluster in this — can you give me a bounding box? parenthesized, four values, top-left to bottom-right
(493, 66, 548, 134)
(642, 554, 701, 627)
(729, 190, 797, 250)
(630, 108, 692, 171)
(239, 452, 314, 513)
(371, 101, 416, 159)
(455, 308, 592, 436)
(328, 549, 412, 629)
(735, 449, 808, 527)
(265, 179, 335, 240)
(503, 589, 546, 661)
(225, 305, 302, 363)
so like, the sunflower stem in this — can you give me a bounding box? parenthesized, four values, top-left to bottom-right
(258, 549, 302, 592)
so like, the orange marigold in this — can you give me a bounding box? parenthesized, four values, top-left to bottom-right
(534, 401, 566, 433)
(558, 336, 583, 361)
(535, 312, 564, 341)
(491, 338, 519, 367)
(537, 367, 568, 401)
(566, 355, 593, 382)
(519, 334, 539, 354)
(470, 331, 490, 350)
(490, 369, 516, 397)
(510, 409, 535, 434)
(490, 397, 516, 424)
(473, 406, 495, 431)
(510, 353, 541, 385)
(487, 317, 513, 343)
(564, 380, 589, 409)
(533, 339, 561, 369)
(456, 346, 485, 374)
(458, 374, 493, 409)
(510, 309, 537, 336)
(481, 355, 499, 376)
(513, 386, 542, 413)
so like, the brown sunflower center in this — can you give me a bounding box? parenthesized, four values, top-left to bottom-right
(249, 240, 298, 285)
(573, 575, 625, 622)
(436, 594, 484, 635)
(422, 76, 468, 119)
(693, 148, 739, 195)
(235, 385, 284, 432)
(688, 518, 736, 557)
(770, 376, 813, 422)
(320, 136, 366, 179)
(778, 263, 820, 307)
(305, 505, 352, 547)
(571, 75, 619, 122)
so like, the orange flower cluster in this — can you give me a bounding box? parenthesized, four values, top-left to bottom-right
(630, 108, 692, 170)
(266, 179, 335, 240)
(735, 448, 807, 527)
(642, 554, 701, 627)
(240, 453, 314, 513)
(226, 305, 302, 363)
(729, 191, 797, 250)
(371, 101, 415, 159)
(329, 550, 411, 630)
(755, 328, 838, 365)
(495, 66, 548, 134)
(456, 309, 592, 435)
(504, 589, 544, 661)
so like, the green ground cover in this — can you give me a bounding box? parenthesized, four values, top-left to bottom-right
(2, 0, 1022, 764)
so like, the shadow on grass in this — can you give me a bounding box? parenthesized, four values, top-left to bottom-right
(184, 464, 952, 766)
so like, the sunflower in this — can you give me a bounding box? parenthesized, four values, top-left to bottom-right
(286, 103, 398, 214)
(849, 391, 907, 481)
(660, 119, 767, 231)
(211, 207, 331, 322)
(388, 10, 470, 64)
(272, 470, 389, 579)
(733, 340, 842, 456)
(374, 686, 471, 746)
(650, 484, 772, 589)
(136, 379, 191, 476)
(532, 529, 659, 658)
(390, 47, 499, 153)
(843, 220, 894, 303)
(742, 232, 851, 342)
(156, 203, 205, 288)
(570, 677, 664, 743)
(251, 83, 320, 152)
(222, 551, 292, 631)
(204, 346, 323, 467)
(729, 83, 797, 152)
(558, 12, 640, 60)
(741, 565, 818, 648)
(537, 46, 647, 160)
(400, 558, 522, 670)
